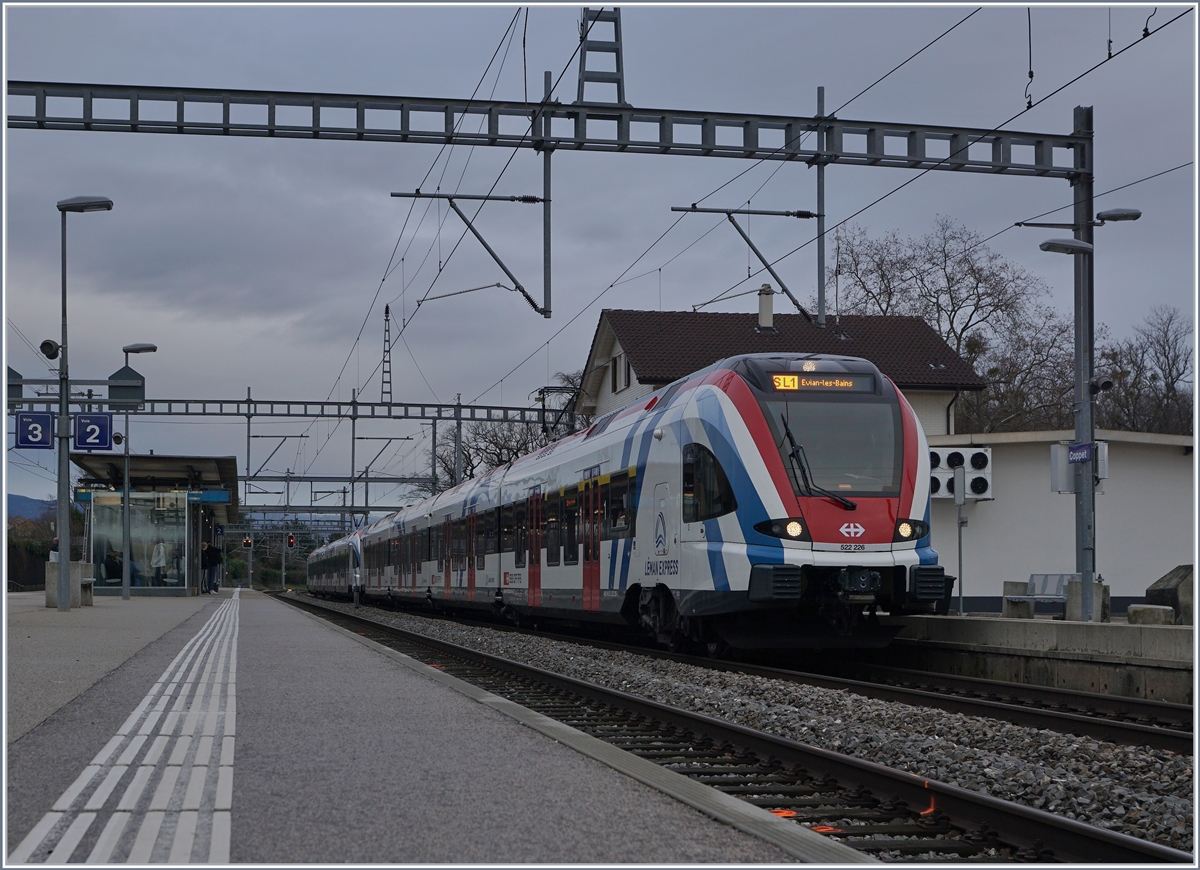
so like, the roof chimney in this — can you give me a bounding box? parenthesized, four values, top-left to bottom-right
(756, 284, 777, 334)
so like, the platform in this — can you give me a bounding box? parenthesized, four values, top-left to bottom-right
(876, 614, 1193, 704)
(6, 589, 854, 863)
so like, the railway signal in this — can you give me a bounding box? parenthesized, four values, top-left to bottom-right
(242, 536, 252, 549)
(287, 533, 296, 550)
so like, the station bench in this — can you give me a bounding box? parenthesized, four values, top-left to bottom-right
(1002, 573, 1076, 619)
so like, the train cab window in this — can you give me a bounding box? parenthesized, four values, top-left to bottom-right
(514, 501, 527, 568)
(500, 505, 515, 553)
(562, 488, 579, 565)
(544, 493, 561, 566)
(683, 443, 738, 523)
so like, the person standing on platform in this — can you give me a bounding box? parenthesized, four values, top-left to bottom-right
(151, 538, 168, 585)
(208, 543, 222, 593)
(48, 538, 59, 563)
(199, 543, 212, 594)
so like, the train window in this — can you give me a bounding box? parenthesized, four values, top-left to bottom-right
(500, 505, 514, 553)
(683, 443, 738, 522)
(563, 488, 579, 565)
(605, 470, 636, 539)
(545, 493, 561, 566)
(514, 501, 527, 568)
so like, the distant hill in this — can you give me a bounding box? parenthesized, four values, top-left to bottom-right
(7, 494, 52, 520)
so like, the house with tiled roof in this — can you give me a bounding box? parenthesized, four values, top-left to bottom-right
(579, 288, 986, 436)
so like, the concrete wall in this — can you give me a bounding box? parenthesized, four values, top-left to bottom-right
(930, 434, 1194, 599)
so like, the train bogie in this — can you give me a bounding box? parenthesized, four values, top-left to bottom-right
(308, 353, 951, 649)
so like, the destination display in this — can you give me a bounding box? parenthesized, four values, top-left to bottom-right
(771, 373, 874, 392)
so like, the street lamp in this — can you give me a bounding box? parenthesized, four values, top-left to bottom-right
(54, 195, 113, 613)
(1022, 206, 1141, 622)
(118, 343, 157, 601)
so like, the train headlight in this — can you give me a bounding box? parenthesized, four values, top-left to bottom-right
(754, 518, 811, 542)
(893, 519, 930, 542)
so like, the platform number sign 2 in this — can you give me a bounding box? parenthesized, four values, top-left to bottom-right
(73, 413, 114, 452)
(15, 412, 54, 449)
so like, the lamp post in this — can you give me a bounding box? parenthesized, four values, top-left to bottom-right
(55, 195, 113, 612)
(1023, 207, 1141, 622)
(118, 343, 157, 601)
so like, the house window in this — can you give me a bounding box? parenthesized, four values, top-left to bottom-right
(611, 353, 631, 393)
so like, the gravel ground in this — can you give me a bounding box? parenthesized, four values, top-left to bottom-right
(303, 595, 1194, 854)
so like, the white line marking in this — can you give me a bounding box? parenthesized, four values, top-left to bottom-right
(169, 811, 199, 863)
(116, 766, 154, 811)
(46, 812, 95, 863)
(7, 812, 63, 863)
(91, 735, 124, 766)
(85, 811, 130, 863)
(182, 766, 208, 810)
(215, 767, 233, 811)
(142, 734, 170, 766)
(149, 766, 182, 811)
(137, 710, 163, 736)
(16, 593, 241, 865)
(125, 810, 164, 864)
(116, 734, 148, 766)
(192, 735, 214, 768)
(52, 765, 101, 811)
(168, 735, 193, 766)
(209, 811, 231, 864)
(84, 765, 128, 810)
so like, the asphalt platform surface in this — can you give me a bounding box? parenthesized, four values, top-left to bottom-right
(7, 589, 799, 863)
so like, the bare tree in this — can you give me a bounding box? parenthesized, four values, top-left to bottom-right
(1096, 306, 1193, 435)
(415, 369, 591, 496)
(830, 218, 1074, 433)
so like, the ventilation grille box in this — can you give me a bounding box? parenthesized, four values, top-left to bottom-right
(929, 447, 992, 499)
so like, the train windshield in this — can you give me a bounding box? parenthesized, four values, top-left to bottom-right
(759, 394, 903, 497)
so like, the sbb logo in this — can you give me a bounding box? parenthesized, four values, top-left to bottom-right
(839, 522, 865, 538)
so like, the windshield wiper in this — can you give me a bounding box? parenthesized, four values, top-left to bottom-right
(779, 414, 857, 511)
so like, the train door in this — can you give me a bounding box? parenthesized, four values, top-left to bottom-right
(443, 519, 451, 596)
(653, 483, 676, 557)
(467, 512, 477, 602)
(582, 479, 601, 610)
(527, 491, 541, 607)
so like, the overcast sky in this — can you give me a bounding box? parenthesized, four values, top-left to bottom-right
(4, 3, 1195, 506)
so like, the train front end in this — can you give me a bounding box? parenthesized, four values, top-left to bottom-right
(680, 354, 949, 649)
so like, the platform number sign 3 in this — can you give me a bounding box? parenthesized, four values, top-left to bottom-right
(73, 413, 114, 451)
(15, 411, 54, 449)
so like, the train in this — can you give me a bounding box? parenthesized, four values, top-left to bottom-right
(308, 353, 952, 651)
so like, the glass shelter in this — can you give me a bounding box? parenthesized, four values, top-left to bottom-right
(72, 453, 238, 596)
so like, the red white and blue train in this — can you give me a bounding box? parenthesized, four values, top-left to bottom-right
(308, 353, 951, 651)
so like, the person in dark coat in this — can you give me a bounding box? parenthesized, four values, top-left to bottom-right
(207, 544, 223, 593)
(199, 543, 212, 594)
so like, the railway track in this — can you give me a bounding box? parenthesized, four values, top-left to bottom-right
(304, 593, 1194, 754)
(280, 594, 1191, 863)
